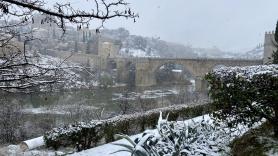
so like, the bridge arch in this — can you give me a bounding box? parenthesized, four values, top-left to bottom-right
(107, 60, 117, 70)
(154, 62, 194, 85)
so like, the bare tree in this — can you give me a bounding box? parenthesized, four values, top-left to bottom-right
(116, 90, 132, 115)
(0, 0, 138, 31)
(0, 0, 138, 92)
(0, 98, 23, 143)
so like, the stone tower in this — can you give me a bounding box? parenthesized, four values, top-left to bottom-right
(264, 31, 277, 64)
(98, 41, 120, 58)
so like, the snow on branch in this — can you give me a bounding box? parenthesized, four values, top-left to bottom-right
(1, 0, 138, 32)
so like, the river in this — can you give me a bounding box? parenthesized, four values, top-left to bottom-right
(0, 84, 208, 143)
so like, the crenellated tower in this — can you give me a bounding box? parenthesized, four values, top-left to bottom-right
(264, 31, 277, 64)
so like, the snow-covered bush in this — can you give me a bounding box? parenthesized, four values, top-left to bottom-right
(44, 103, 211, 150)
(205, 65, 278, 137)
(113, 112, 245, 156)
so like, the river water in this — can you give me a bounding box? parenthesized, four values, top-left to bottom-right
(0, 84, 208, 143)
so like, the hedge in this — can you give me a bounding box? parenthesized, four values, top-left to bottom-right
(205, 64, 278, 137)
(44, 101, 212, 150)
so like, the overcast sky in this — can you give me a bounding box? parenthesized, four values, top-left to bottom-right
(102, 0, 278, 52)
(55, 0, 278, 52)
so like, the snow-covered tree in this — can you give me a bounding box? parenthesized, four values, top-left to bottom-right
(273, 20, 278, 64)
(205, 65, 278, 137)
(74, 41, 78, 53)
(0, 0, 138, 92)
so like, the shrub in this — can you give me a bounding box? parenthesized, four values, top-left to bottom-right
(205, 65, 278, 137)
(113, 112, 246, 156)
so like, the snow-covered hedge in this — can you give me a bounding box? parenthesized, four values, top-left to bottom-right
(44, 102, 212, 150)
(205, 64, 278, 136)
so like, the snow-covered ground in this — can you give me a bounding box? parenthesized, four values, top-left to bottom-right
(112, 89, 179, 101)
(119, 48, 160, 58)
(21, 105, 99, 115)
(22, 107, 68, 115)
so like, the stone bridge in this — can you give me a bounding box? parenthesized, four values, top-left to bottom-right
(110, 57, 263, 91)
(45, 49, 263, 91)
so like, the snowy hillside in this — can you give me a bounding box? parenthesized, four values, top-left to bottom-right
(240, 46, 264, 59)
(194, 46, 263, 59)
(119, 48, 159, 58)
(101, 28, 197, 58)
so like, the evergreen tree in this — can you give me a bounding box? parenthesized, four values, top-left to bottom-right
(74, 41, 78, 53)
(86, 41, 90, 54)
(275, 20, 278, 42)
(52, 28, 56, 39)
(273, 20, 278, 64)
(273, 49, 278, 64)
(89, 31, 92, 39)
(94, 35, 99, 55)
(82, 31, 86, 42)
